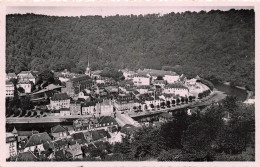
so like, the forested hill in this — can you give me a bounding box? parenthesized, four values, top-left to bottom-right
(6, 9, 255, 90)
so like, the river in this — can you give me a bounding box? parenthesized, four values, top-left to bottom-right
(213, 82, 248, 101)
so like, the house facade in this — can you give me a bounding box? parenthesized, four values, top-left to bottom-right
(50, 93, 70, 110)
(163, 84, 189, 97)
(17, 80, 31, 93)
(133, 75, 150, 86)
(163, 75, 180, 84)
(70, 101, 81, 115)
(82, 102, 96, 115)
(6, 81, 15, 97)
(17, 71, 36, 84)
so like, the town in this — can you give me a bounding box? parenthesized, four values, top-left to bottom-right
(5, 59, 218, 161)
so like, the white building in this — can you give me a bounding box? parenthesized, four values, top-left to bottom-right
(60, 108, 71, 116)
(6, 73, 17, 80)
(17, 71, 36, 84)
(144, 97, 161, 109)
(163, 84, 189, 97)
(96, 99, 114, 116)
(133, 75, 150, 86)
(49, 93, 70, 110)
(82, 102, 97, 115)
(6, 134, 17, 159)
(121, 70, 136, 80)
(163, 74, 180, 84)
(6, 81, 15, 97)
(185, 78, 197, 86)
(17, 80, 31, 93)
(78, 90, 91, 100)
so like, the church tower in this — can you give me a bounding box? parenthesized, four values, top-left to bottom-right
(85, 56, 91, 76)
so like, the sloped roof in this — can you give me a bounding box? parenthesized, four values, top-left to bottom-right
(98, 116, 118, 125)
(17, 130, 39, 137)
(66, 143, 82, 157)
(51, 93, 70, 101)
(166, 83, 188, 89)
(24, 132, 52, 148)
(6, 81, 14, 85)
(82, 101, 96, 107)
(7, 73, 17, 78)
(51, 125, 67, 133)
(70, 75, 91, 82)
(18, 151, 38, 161)
(71, 132, 87, 144)
(43, 141, 55, 150)
(18, 71, 36, 78)
(54, 138, 69, 148)
(154, 80, 166, 84)
(137, 69, 177, 77)
(18, 80, 31, 84)
(91, 130, 106, 141)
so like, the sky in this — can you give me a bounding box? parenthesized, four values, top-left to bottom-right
(7, 6, 254, 17)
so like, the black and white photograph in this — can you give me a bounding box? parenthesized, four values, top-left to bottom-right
(4, 4, 255, 163)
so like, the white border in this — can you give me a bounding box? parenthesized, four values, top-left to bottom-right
(0, 1, 259, 167)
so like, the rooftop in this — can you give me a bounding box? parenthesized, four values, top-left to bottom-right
(24, 132, 52, 148)
(137, 69, 177, 77)
(51, 93, 70, 101)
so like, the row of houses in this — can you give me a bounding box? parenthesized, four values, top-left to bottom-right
(6, 115, 136, 161)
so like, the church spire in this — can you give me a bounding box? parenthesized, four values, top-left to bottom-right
(85, 55, 91, 76)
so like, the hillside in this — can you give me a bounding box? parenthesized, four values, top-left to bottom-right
(6, 9, 255, 90)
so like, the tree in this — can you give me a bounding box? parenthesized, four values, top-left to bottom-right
(156, 76, 163, 80)
(17, 87, 25, 93)
(181, 121, 215, 161)
(188, 96, 193, 102)
(160, 102, 165, 107)
(176, 99, 180, 105)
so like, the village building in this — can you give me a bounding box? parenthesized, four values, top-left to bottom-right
(6, 73, 17, 80)
(6, 81, 15, 97)
(96, 99, 114, 116)
(163, 83, 189, 97)
(17, 71, 36, 84)
(61, 75, 93, 98)
(11, 127, 39, 143)
(78, 90, 91, 100)
(114, 94, 137, 112)
(153, 80, 166, 88)
(22, 132, 52, 153)
(70, 101, 81, 115)
(121, 69, 136, 80)
(185, 78, 197, 86)
(17, 80, 32, 93)
(133, 75, 150, 86)
(91, 70, 102, 80)
(65, 143, 83, 160)
(60, 108, 71, 116)
(82, 101, 97, 115)
(51, 125, 69, 140)
(163, 74, 180, 84)
(49, 93, 70, 110)
(136, 85, 150, 94)
(6, 134, 18, 159)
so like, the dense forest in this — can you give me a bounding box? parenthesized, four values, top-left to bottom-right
(6, 9, 255, 90)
